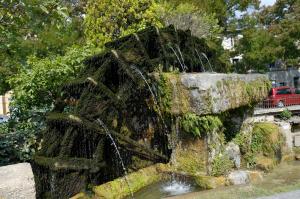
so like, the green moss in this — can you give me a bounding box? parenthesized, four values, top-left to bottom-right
(174, 147, 206, 174)
(252, 123, 283, 157)
(93, 164, 164, 199)
(217, 78, 271, 110)
(157, 73, 173, 113)
(155, 72, 191, 114)
(233, 122, 283, 169)
(194, 175, 227, 189)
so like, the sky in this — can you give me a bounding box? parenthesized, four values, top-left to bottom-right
(261, 0, 276, 7)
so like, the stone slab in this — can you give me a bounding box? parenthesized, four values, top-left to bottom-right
(0, 163, 36, 199)
(166, 73, 269, 116)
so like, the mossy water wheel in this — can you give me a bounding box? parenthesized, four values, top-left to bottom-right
(33, 25, 220, 198)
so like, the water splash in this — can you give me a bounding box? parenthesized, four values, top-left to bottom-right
(168, 45, 186, 72)
(201, 52, 214, 72)
(195, 49, 206, 72)
(96, 119, 134, 199)
(161, 180, 192, 196)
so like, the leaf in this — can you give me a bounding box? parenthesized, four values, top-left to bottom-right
(40, 5, 49, 14)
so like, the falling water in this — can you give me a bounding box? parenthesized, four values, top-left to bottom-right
(168, 45, 186, 72)
(96, 119, 134, 199)
(50, 172, 56, 196)
(195, 49, 206, 72)
(129, 65, 168, 130)
(201, 52, 214, 72)
(175, 44, 188, 71)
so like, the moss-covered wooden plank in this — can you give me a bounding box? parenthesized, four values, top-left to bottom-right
(46, 113, 168, 162)
(34, 156, 106, 172)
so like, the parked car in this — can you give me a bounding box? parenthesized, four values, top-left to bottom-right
(265, 86, 300, 107)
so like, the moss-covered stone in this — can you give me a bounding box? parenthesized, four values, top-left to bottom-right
(93, 164, 165, 199)
(233, 122, 284, 169)
(171, 139, 206, 175)
(161, 73, 270, 116)
(194, 175, 226, 189)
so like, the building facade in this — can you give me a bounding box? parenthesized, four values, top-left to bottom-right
(267, 68, 300, 88)
(0, 91, 12, 115)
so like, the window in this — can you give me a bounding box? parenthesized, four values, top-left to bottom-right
(276, 89, 291, 95)
(279, 82, 286, 86)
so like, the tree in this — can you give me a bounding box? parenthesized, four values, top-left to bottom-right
(160, 2, 223, 39)
(84, 0, 162, 46)
(259, 0, 300, 66)
(233, 0, 300, 71)
(235, 27, 285, 72)
(0, 0, 85, 94)
(163, 0, 260, 28)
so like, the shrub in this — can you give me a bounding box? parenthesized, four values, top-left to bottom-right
(0, 120, 42, 166)
(211, 154, 233, 176)
(279, 109, 292, 120)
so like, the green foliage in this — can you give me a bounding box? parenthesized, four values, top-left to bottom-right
(211, 154, 234, 177)
(235, 28, 285, 72)
(0, 120, 42, 166)
(233, 122, 283, 168)
(279, 109, 292, 120)
(181, 113, 223, 137)
(84, 0, 162, 46)
(9, 45, 102, 110)
(252, 123, 282, 157)
(0, 0, 85, 93)
(234, 0, 300, 71)
(260, 0, 300, 66)
(159, 2, 223, 39)
(164, 0, 260, 27)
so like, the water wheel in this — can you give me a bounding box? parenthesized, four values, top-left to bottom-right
(33, 25, 220, 198)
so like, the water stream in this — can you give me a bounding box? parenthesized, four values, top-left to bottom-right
(129, 65, 168, 130)
(96, 119, 134, 199)
(195, 49, 206, 72)
(168, 45, 186, 72)
(201, 52, 214, 72)
(175, 44, 188, 71)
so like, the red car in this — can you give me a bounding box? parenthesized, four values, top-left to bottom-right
(266, 86, 300, 107)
